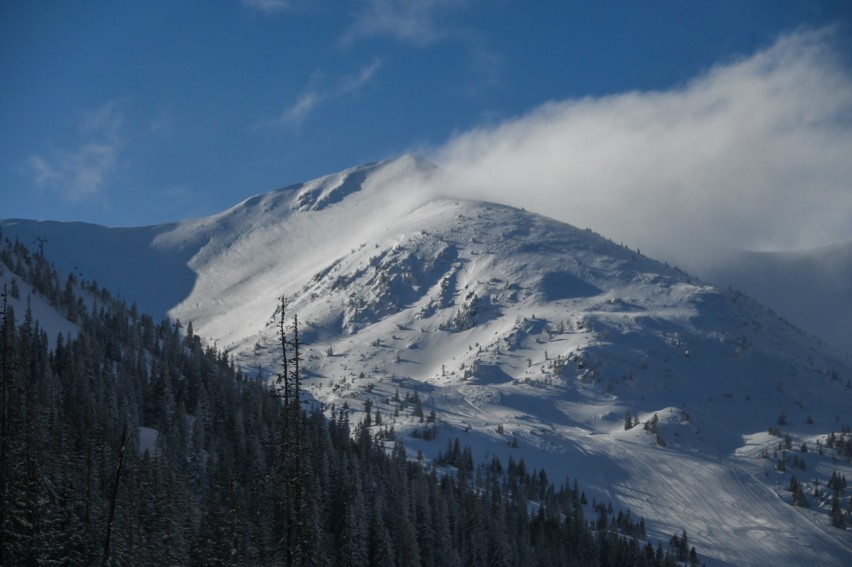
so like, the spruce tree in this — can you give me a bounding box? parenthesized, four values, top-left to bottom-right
(0, 285, 10, 566)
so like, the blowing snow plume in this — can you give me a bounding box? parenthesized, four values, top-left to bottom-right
(431, 28, 852, 274)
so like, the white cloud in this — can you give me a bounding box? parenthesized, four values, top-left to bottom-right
(27, 101, 124, 201)
(343, 0, 471, 46)
(276, 58, 382, 128)
(428, 28, 852, 272)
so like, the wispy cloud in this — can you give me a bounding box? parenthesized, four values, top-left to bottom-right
(27, 101, 125, 201)
(340, 58, 383, 93)
(241, 0, 298, 14)
(149, 108, 172, 134)
(342, 1, 501, 95)
(279, 91, 322, 127)
(276, 58, 383, 128)
(460, 45, 502, 96)
(343, 0, 471, 46)
(427, 28, 852, 271)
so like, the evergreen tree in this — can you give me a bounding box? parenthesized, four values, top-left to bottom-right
(0, 285, 11, 566)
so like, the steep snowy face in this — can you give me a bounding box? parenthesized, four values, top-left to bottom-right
(164, 154, 440, 348)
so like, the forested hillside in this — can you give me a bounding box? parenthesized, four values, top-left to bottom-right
(0, 236, 701, 566)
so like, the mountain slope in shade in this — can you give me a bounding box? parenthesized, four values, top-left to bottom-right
(706, 239, 852, 355)
(3, 155, 851, 566)
(0, 220, 195, 320)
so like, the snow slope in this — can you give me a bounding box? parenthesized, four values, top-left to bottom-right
(0, 261, 79, 349)
(3, 155, 851, 565)
(706, 240, 852, 356)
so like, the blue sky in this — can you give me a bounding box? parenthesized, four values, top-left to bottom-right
(2, 0, 851, 237)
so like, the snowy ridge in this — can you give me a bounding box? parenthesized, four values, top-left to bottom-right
(3, 155, 851, 565)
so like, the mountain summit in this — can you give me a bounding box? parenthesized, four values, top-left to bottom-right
(3, 156, 851, 565)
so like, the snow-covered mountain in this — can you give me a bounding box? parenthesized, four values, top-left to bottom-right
(3, 155, 851, 565)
